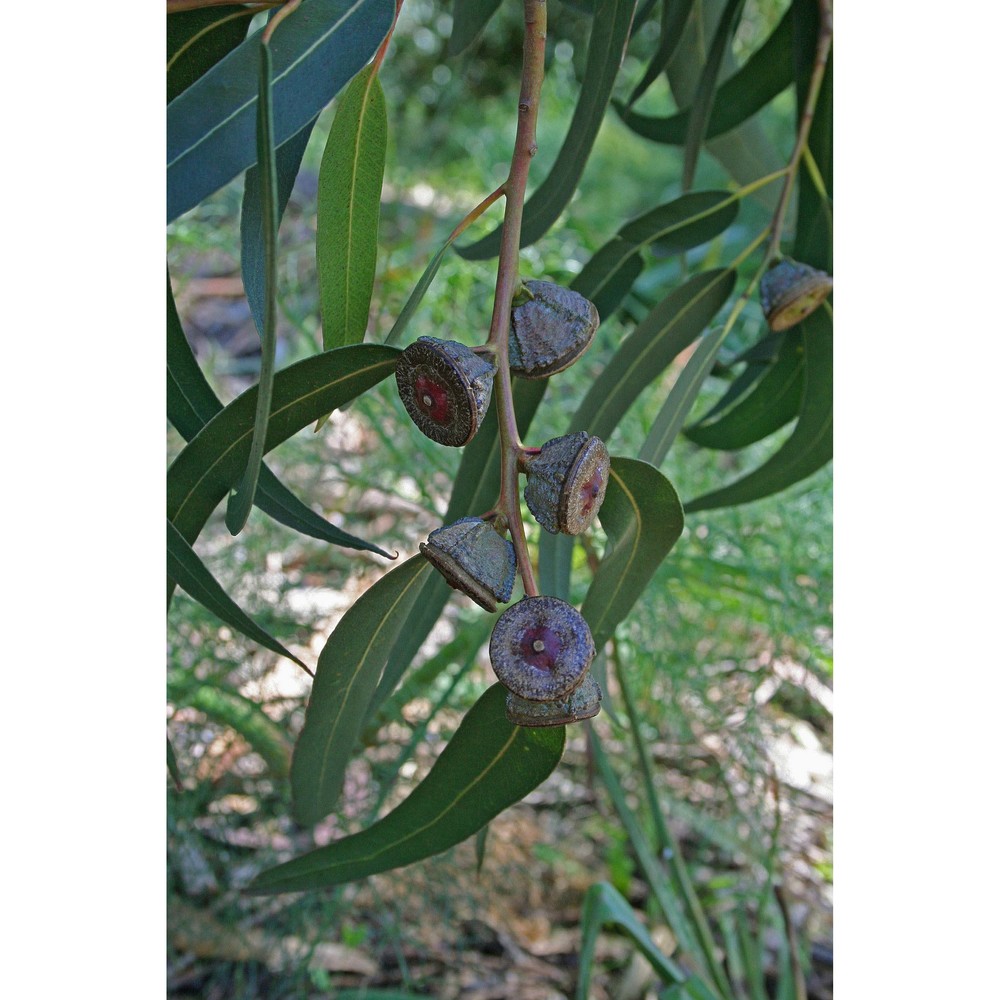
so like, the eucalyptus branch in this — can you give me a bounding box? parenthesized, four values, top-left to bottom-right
(371, 0, 405, 73)
(486, 0, 548, 599)
(766, 0, 833, 262)
(261, 0, 301, 43)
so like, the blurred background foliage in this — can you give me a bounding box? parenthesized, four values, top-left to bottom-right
(167, 1, 831, 996)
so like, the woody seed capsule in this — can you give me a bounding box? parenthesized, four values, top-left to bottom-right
(508, 281, 599, 379)
(490, 595, 595, 701)
(395, 337, 496, 446)
(759, 259, 833, 332)
(419, 517, 516, 613)
(505, 672, 603, 727)
(524, 432, 610, 535)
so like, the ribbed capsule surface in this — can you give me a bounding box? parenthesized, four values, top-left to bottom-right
(759, 259, 833, 332)
(524, 432, 610, 535)
(490, 595, 595, 702)
(420, 517, 516, 613)
(508, 281, 599, 379)
(505, 672, 603, 727)
(395, 337, 496, 446)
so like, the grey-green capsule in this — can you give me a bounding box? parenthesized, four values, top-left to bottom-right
(505, 672, 603, 727)
(420, 517, 516, 613)
(759, 259, 833, 332)
(508, 281, 599, 379)
(524, 432, 610, 535)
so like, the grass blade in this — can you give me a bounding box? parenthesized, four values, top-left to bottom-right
(249, 684, 565, 893)
(317, 64, 388, 349)
(291, 556, 432, 825)
(447, 0, 502, 57)
(167, 0, 394, 222)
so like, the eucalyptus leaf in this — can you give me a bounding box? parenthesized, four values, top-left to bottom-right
(167, 345, 399, 552)
(572, 240, 645, 319)
(683, 331, 804, 450)
(167, 0, 394, 222)
(623, 0, 696, 108)
(447, 0, 503, 57)
(458, 0, 639, 258)
(577, 882, 688, 1000)
(317, 63, 387, 349)
(167, 4, 254, 104)
(581, 458, 684, 650)
(168, 276, 391, 556)
(249, 684, 565, 894)
(227, 42, 280, 536)
(167, 518, 308, 671)
(291, 556, 432, 826)
(685, 306, 831, 511)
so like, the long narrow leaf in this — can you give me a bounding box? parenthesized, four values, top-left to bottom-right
(317, 63, 387, 349)
(615, 0, 796, 145)
(447, 0, 503, 57)
(168, 276, 391, 555)
(458, 0, 638, 258)
(226, 45, 279, 535)
(167, 519, 307, 671)
(685, 306, 831, 511)
(581, 459, 684, 650)
(624, 0, 696, 108)
(291, 556, 432, 825)
(682, 0, 746, 189)
(167, 4, 254, 104)
(167, 0, 394, 222)
(249, 684, 565, 894)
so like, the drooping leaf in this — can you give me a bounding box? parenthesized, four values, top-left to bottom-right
(168, 671, 293, 779)
(458, 0, 639, 259)
(167, 519, 308, 671)
(624, 0, 696, 108)
(241, 116, 317, 338)
(227, 43, 280, 535)
(447, 0, 503, 57)
(317, 63, 387, 349)
(167, 0, 394, 222)
(291, 556, 432, 826)
(167, 345, 399, 552)
(682, 0, 746, 189)
(571, 268, 736, 440)
(581, 458, 684, 650)
(683, 330, 804, 450)
(249, 684, 565, 894)
(168, 276, 391, 555)
(577, 882, 688, 1000)
(615, 0, 796, 144)
(685, 305, 831, 511)
(573, 240, 645, 319)
(166, 4, 254, 104)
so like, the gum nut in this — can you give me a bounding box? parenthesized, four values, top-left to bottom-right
(419, 517, 517, 613)
(524, 432, 611, 535)
(505, 672, 603, 727)
(489, 595, 596, 701)
(508, 280, 600, 379)
(759, 259, 833, 332)
(395, 337, 496, 446)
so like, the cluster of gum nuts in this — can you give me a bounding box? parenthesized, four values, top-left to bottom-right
(395, 281, 607, 728)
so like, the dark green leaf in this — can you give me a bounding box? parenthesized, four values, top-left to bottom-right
(682, 0, 746, 189)
(227, 43, 280, 535)
(447, 0, 503, 57)
(167, 736, 183, 790)
(615, 0, 796, 144)
(167, 518, 308, 671)
(167, 345, 399, 551)
(317, 64, 387, 349)
(684, 331, 804, 450)
(291, 556, 432, 825)
(241, 117, 317, 338)
(688, 359, 769, 428)
(581, 458, 684, 649)
(572, 239, 645, 319)
(685, 306, 831, 511)
(458, 0, 639, 258)
(572, 268, 736, 440)
(167, 5, 254, 104)
(167, 0, 394, 222)
(577, 882, 688, 1000)
(168, 275, 391, 556)
(624, 0, 696, 108)
(249, 684, 564, 894)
